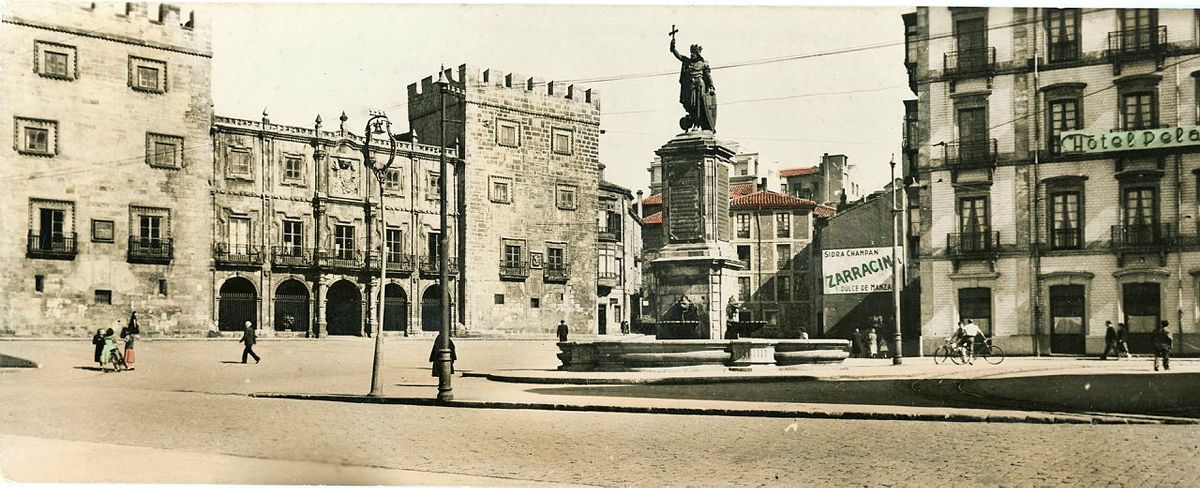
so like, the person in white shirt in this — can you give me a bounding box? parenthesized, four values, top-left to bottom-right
(960, 319, 982, 364)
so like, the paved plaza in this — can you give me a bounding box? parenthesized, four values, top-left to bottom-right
(1, 338, 1198, 486)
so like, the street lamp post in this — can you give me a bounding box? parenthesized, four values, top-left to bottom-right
(363, 110, 397, 397)
(890, 155, 903, 365)
(434, 67, 463, 402)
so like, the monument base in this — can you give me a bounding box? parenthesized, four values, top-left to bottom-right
(648, 254, 742, 340)
(556, 339, 851, 372)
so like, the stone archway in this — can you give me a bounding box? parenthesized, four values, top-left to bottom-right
(218, 277, 258, 332)
(274, 279, 310, 332)
(384, 283, 408, 332)
(326, 280, 362, 336)
(421, 285, 453, 332)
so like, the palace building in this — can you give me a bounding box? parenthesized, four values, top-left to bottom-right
(904, 7, 1200, 355)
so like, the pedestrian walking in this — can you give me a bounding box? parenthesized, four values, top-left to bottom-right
(1152, 320, 1172, 371)
(120, 327, 136, 369)
(1101, 321, 1119, 360)
(239, 321, 260, 364)
(850, 328, 862, 357)
(621, 320, 630, 335)
(1117, 322, 1131, 358)
(557, 319, 569, 343)
(92, 328, 105, 366)
(867, 328, 879, 358)
(429, 332, 457, 376)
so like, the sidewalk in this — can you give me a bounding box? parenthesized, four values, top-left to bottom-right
(253, 358, 1200, 425)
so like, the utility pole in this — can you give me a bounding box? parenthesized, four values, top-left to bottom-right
(362, 110, 397, 397)
(890, 154, 903, 365)
(434, 66, 463, 402)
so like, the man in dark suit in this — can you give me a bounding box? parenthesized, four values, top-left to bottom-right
(239, 321, 260, 364)
(1101, 321, 1119, 360)
(429, 333, 456, 376)
(557, 320, 569, 343)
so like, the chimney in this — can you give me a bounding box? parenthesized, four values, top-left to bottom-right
(758, 177, 767, 192)
(636, 190, 644, 217)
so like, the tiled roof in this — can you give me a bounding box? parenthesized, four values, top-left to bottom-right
(642, 193, 662, 205)
(779, 166, 819, 178)
(730, 183, 756, 197)
(730, 190, 821, 210)
(813, 204, 837, 218)
(642, 211, 663, 224)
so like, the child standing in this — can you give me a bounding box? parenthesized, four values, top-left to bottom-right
(121, 327, 135, 369)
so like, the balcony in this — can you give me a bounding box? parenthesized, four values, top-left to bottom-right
(944, 139, 997, 167)
(379, 252, 416, 274)
(271, 246, 314, 268)
(544, 263, 570, 283)
(499, 259, 529, 281)
(943, 47, 995, 89)
(128, 237, 172, 264)
(26, 232, 76, 260)
(1107, 26, 1168, 74)
(597, 228, 621, 242)
(319, 249, 363, 270)
(1112, 223, 1176, 267)
(419, 255, 459, 277)
(214, 243, 264, 267)
(1047, 228, 1083, 251)
(946, 231, 999, 259)
(597, 271, 620, 289)
(1046, 40, 1080, 64)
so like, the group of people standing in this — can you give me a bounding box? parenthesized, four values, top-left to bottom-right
(92, 312, 139, 372)
(849, 327, 888, 359)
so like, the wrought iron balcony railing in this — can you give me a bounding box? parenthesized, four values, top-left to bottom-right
(1111, 223, 1176, 251)
(128, 237, 172, 264)
(944, 139, 998, 166)
(946, 231, 1000, 258)
(943, 47, 996, 78)
(499, 259, 529, 280)
(419, 255, 459, 276)
(1048, 228, 1083, 251)
(271, 246, 314, 268)
(1107, 26, 1167, 57)
(319, 248, 363, 270)
(26, 232, 76, 260)
(544, 263, 570, 283)
(214, 243, 264, 266)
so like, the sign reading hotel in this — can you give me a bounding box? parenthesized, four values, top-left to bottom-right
(822, 247, 902, 295)
(1060, 126, 1200, 155)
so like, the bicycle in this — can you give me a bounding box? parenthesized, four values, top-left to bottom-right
(104, 346, 128, 372)
(932, 338, 957, 364)
(950, 336, 1005, 365)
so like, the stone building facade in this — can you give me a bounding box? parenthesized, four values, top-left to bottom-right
(0, 2, 214, 335)
(905, 7, 1200, 355)
(407, 65, 603, 334)
(210, 113, 458, 336)
(778, 153, 862, 206)
(597, 179, 643, 334)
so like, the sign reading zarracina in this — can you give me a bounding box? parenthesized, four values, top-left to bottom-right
(822, 247, 902, 295)
(1060, 126, 1200, 155)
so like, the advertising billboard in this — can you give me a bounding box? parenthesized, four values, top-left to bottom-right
(822, 247, 902, 295)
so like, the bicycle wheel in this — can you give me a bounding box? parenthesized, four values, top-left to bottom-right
(109, 352, 121, 372)
(933, 346, 946, 364)
(985, 345, 1004, 365)
(949, 347, 965, 365)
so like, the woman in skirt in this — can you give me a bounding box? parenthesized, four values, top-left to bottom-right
(120, 327, 135, 369)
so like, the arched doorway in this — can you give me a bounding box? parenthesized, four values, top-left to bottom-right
(420, 284, 453, 332)
(384, 283, 408, 332)
(274, 280, 310, 332)
(326, 280, 362, 336)
(218, 277, 257, 331)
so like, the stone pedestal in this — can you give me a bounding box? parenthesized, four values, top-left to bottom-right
(649, 131, 744, 340)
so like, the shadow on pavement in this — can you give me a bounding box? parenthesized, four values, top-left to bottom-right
(527, 373, 1200, 418)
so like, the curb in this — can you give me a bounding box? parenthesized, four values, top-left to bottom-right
(463, 371, 822, 385)
(248, 392, 1194, 425)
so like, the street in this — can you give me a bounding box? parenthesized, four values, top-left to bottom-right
(1, 338, 1198, 486)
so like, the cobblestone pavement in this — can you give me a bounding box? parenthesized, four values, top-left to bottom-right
(1, 339, 1198, 486)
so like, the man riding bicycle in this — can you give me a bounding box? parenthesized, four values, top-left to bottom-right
(959, 319, 982, 364)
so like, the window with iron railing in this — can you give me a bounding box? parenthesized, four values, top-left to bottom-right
(1049, 191, 1082, 250)
(1045, 9, 1081, 63)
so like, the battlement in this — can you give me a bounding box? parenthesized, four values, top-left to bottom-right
(213, 114, 456, 159)
(3, 1, 210, 54)
(406, 63, 600, 110)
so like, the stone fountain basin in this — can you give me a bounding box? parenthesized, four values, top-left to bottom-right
(557, 339, 850, 372)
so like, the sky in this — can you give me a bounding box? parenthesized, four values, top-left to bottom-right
(205, 3, 911, 195)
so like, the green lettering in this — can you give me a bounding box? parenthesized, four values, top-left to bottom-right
(867, 260, 880, 273)
(1190, 129, 1200, 142)
(1143, 131, 1156, 146)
